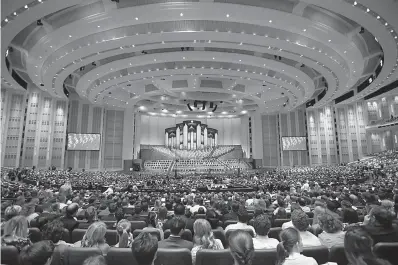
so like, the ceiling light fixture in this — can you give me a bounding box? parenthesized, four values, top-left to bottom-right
(226, 14, 230, 17)
(180, 13, 184, 16)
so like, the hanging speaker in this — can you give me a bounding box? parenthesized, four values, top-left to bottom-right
(210, 102, 214, 108)
(194, 101, 198, 108)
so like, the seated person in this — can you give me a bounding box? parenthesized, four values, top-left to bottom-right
(225, 206, 256, 236)
(73, 222, 110, 255)
(1, 216, 31, 252)
(79, 206, 97, 229)
(19, 240, 55, 265)
(252, 215, 279, 249)
(99, 203, 117, 221)
(317, 213, 345, 249)
(205, 209, 222, 230)
(222, 202, 239, 222)
(115, 219, 134, 248)
(128, 205, 146, 222)
(291, 210, 321, 247)
(158, 217, 193, 250)
(363, 206, 398, 244)
(131, 232, 158, 265)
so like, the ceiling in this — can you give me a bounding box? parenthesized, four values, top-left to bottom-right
(2, 0, 398, 118)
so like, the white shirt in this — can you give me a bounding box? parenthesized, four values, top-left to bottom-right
(190, 205, 206, 214)
(281, 220, 294, 230)
(299, 231, 322, 247)
(224, 222, 256, 237)
(103, 187, 114, 196)
(252, 236, 279, 249)
(282, 253, 318, 265)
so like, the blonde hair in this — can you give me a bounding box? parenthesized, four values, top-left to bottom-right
(193, 219, 218, 249)
(116, 219, 132, 248)
(3, 215, 29, 238)
(81, 222, 107, 247)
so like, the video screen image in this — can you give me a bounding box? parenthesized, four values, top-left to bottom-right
(282, 137, 307, 151)
(67, 133, 101, 151)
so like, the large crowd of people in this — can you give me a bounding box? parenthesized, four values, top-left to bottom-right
(1, 150, 398, 265)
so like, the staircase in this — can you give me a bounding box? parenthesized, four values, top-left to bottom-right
(205, 147, 217, 159)
(216, 159, 232, 170)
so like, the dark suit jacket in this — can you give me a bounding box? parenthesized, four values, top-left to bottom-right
(364, 224, 398, 244)
(127, 214, 146, 222)
(158, 236, 193, 250)
(60, 216, 79, 232)
(163, 216, 194, 233)
(222, 212, 238, 222)
(100, 214, 116, 222)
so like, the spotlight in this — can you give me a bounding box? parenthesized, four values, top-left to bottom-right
(181, 47, 185, 51)
(359, 27, 365, 34)
(210, 102, 214, 108)
(202, 101, 206, 110)
(212, 105, 218, 112)
(142, 51, 147, 54)
(187, 104, 193, 111)
(79, 66, 85, 71)
(281, 92, 285, 95)
(37, 19, 43, 26)
(40, 83, 44, 86)
(92, 62, 97, 66)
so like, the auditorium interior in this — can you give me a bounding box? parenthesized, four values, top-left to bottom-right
(1, 0, 398, 265)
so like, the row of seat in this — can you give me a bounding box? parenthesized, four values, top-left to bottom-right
(28, 226, 282, 248)
(3, 243, 397, 265)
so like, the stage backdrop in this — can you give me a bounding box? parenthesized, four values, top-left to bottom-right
(137, 115, 249, 156)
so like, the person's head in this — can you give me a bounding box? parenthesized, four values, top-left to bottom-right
(108, 203, 117, 214)
(291, 210, 308, 232)
(369, 205, 395, 229)
(344, 227, 392, 265)
(81, 222, 107, 247)
(131, 232, 158, 265)
(318, 213, 343, 233)
(276, 228, 302, 265)
(229, 230, 254, 265)
(4, 205, 22, 221)
(147, 212, 157, 228)
(3, 215, 29, 238)
(19, 240, 55, 265)
(115, 207, 125, 223)
(82, 255, 107, 265)
(85, 206, 97, 222)
(41, 219, 64, 244)
(174, 204, 185, 216)
(158, 207, 167, 220)
(237, 205, 249, 224)
(134, 205, 142, 215)
(253, 215, 272, 236)
(169, 217, 186, 236)
(380, 200, 395, 215)
(231, 202, 240, 213)
(65, 203, 79, 218)
(141, 202, 149, 212)
(193, 219, 215, 248)
(116, 219, 132, 248)
(205, 209, 219, 229)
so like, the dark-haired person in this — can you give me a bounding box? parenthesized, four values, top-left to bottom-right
(276, 227, 317, 265)
(82, 255, 107, 265)
(317, 213, 345, 249)
(341, 200, 359, 224)
(229, 230, 254, 265)
(252, 215, 279, 249)
(205, 209, 222, 230)
(222, 202, 239, 222)
(224, 206, 256, 236)
(19, 240, 55, 265)
(291, 210, 321, 247)
(99, 203, 117, 222)
(42, 219, 71, 246)
(128, 205, 146, 222)
(131, 232, 158, 265)
(60, 203, 79, 232)
(79, 206, 97, 229)
(344, 227, 392, 265)
(363, 205, 398, 244)
(143, 212, 164, 240)
(158, 217, 193, 250)
(163, 204, 194, 233)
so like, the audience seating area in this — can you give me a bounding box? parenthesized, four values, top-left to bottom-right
(143, 160, 172, 172)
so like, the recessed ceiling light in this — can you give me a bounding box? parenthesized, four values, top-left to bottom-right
(303, 29, 306, 32)
(24, 5, 28, 8)
(180, 13, 183, 17)
(97, 25, 100, 28)
(377, 16, 380, 19)
(328, 40, 331, 42)
(269, 20, 272, 23)
(226, 14, 230, 17)
(69, 35, 72, 38)
(135, 17, 138, 20)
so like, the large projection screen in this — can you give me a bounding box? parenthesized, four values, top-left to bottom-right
(282, 137, 307, 151)
(67, 133, 101, 151)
